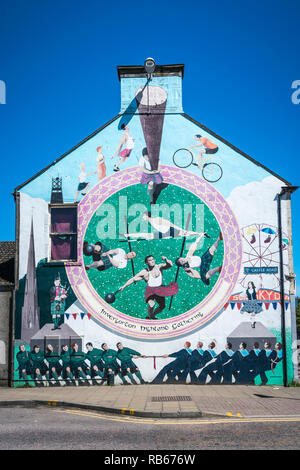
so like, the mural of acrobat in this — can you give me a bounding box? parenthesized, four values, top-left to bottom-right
(83, 241, 136, 272)
(83, 178, 224, 320)
(117, 230, 223, 319)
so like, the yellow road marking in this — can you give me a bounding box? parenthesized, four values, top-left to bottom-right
(47, 400, 57, 406)
(226, 412, 243, 418)
(52, 409, 300, 426)
(120, 408, 135, 415)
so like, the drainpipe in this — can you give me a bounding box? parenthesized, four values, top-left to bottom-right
(10, 190, 20, 387)
(277, 185, 298, 387)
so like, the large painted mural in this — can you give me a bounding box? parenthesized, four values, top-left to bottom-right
(13, 68, 295, 387)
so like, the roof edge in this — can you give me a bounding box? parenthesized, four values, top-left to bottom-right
(14, 109, 292, 193)
(182, 113, 292, 186)
(14, 114, 120, 193)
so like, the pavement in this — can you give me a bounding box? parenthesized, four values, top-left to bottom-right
(1, 383, 300, 419)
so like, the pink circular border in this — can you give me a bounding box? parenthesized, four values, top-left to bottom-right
(65, 166, 242, 340)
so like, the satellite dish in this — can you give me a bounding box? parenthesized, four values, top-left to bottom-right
(144, 57, 156, 79)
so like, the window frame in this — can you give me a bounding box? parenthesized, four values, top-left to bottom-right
(48, 203, 78, 263)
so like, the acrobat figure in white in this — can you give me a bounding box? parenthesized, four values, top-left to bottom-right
(175, 232, 223, 285)
(122, 212, 205, 240)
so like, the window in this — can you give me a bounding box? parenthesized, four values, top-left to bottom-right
(49, 206, 77, 261)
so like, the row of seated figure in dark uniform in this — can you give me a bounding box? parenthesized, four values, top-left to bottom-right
(151, 340, 283, 385)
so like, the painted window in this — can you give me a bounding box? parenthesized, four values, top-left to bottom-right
(49, 206, 77, 261)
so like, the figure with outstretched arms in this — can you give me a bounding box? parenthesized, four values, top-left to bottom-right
(122, 212, 205, 240)
(119, 254, 178, 319)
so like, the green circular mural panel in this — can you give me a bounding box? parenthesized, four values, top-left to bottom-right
(83, 183, 224, 320)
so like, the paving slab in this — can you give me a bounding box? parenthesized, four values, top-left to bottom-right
(0, 384, 300, 419)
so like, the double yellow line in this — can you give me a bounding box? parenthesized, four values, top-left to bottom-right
(52, 408, 300, 426)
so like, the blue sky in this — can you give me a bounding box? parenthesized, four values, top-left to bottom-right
(1, 0, 300, 289)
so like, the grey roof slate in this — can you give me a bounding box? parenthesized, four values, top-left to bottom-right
(0, 241, 15, 286)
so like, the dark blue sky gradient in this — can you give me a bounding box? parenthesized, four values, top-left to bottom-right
(1, 0, 300, 287)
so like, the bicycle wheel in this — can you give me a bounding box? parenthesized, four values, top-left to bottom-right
(173, 148, 193, 168)
(202, 163, 223, 182)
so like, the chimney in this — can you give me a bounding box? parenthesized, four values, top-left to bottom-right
(117, 61, 184, 170)
(117, 62, 184, 114)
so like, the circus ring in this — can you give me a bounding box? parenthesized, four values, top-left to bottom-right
(65, 166, 242, 341)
